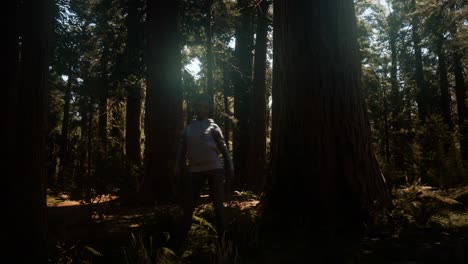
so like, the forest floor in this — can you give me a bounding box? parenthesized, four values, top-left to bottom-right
(46, 185, 468, 264)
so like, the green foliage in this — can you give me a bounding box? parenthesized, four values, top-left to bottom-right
(48, 242, 102, 264)
(212, 233, 241, 264)
(122, 232, 180, 264)
(420, 115, 465, 186)
(358, 0, 468, 189)
(389, 183, 467, 233)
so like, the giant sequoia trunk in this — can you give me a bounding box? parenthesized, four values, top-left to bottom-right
(247, 0, 269, 193)
(6, 0, 51, 261)
(262, 0, 391, 257)
(233, 0, 254, 189)
(411, 0, 430, 122)
(143, 0, 182, 202)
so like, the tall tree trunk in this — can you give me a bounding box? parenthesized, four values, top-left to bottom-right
(122, 0, 142, 200)
(7, 0, 52, 261)
(77, 96, 90, 196)
(233, 0, 254, 189)
(143, 0, 182, 202)
(58, 77, 72, 187)
(389, 12, 399, 110)
(247, 0, 269, 193)
(388, 11, 404, 170)
(261, 0, 391, 259)
(382, 78, 391, 163)
(206, 0, 214, 112)
(437, 35, 452, 128)
(411, 0, 429, 122)
(223, 64, 231, 150)
(88, 98, 95, 189)
(125, 86, 142, 179)
(6, 1, 19, 170)
(454, 51, 467, 159)
(98, 83, 109, 152)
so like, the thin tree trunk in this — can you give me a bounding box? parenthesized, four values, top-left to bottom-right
(223, 64, 231, 151)
(125, 86, 142, 164)
(121, 0, 142, 200)
(206, 0, 214, 112)
(388, 11, 404, 170)
(454, 51, 467, 159)
(437, 34, 452, 128)
(389, 12, 399, 109)
(247, 0, 269, 192)
(7, 0, 52, 261)
(88, 98, 94, 190)
(411, 0, 430, 122)
(262, 0, 391, 259)
(382, 79, 390, 163)
(98, 85, 108, 152)
(233, 0, 254, 189)
(58, 77, 72, 187)
(77, 96, 90, 196)
(143, 0, 182, 202)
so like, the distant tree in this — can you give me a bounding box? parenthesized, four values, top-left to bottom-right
(411, 0, 430, 122)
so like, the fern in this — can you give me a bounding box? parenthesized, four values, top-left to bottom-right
(84, 246, 103, 257)
(193, 215, 217, 234)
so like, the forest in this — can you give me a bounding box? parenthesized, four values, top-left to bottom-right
(5, 0, 468, 263)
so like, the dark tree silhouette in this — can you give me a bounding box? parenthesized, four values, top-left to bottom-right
(262, 0, 391, 259)
(143, 0, 183, 202)
(6, 0, 52, 261)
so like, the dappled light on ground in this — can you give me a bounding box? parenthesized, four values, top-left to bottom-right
(46, 185, 468, 263)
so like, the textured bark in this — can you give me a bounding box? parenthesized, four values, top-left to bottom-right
(436, 35, 452, 128)
(223, 65, 231, 150)
(126, 87, 142, 166)
(122, 0, 142, 200)
(454, 51, 468, 159)
(58, 77, 72, 186)
(262, 0, 391, 252)
(143, 0, 183, 202)
(247, 0, 269, 192)
(88, 98, 95, 185)
(388, 11, 404, 170)
(233, 0, 254, 189)
(411, 0, 430, 121)
(98, 70, 109, 152)
(7, 0, 52, 261)
(388, 12, 401, 118)
(206, 0, 214, 112)
(77, 97, 90, 193)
